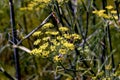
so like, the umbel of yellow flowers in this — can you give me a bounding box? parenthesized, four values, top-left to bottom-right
(20, 0, 67, 11)
(20, 0, 51, 11)
(92, 5, 118, 20)
(30, 23, 81, 62)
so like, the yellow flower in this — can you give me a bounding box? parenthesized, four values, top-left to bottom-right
(50, 46, 56, 51)
(92, 10, 98, 14)
(53, 55, 62, 62)
(42, 37, 50, 41)
(44, 0, 50, 3)
(59, 27, 69, 32)
(34, 39, 41, 45)
(32, 0, 50, 4)
(42, 23, 54, 29)
(71, 33, 81, 40)
(93, 10, 105, 15)
(45, 31, 59, 35)
(51, 39, 57, 44)
(102, 14, 110, 19)
(111, 10, 117, 14)
(30, 48, 38, 54)
(40, 42, 49, 50)
(61, 40, 68, 44)
(50, 31, 59, 35)
(99, 10, 106, 14)
(59, 48, 67, 54)
(113, 16, 118, 20)
(28, 3, 36, 7)
(20, 0, 51, 11)
(51, 39, 60, 46)
(93, 10, 107, 18)
(30, 48, 42, 55)
(63, 42, 75, 50)
(20, 7, 27, 11)
(42, 51, 50, 57)
(32, 31, 42, 36)
(63, 34, 71, 39)
(27, 7, 33, 11)
(97, 10, 106, 17)
(57, 36, 63, 40)
(106, 5, 113, 10)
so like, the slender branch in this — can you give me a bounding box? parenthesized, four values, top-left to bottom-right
(84, 11, 89, 43)
(107, 24, 115, 69)
(102, 0, 115, 70)
(17, 12, 53, 45)
(9, 0, 21, 79)
(101, 0, 107, 71)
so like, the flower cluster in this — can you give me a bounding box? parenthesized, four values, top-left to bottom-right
(93, 5, 118, 20)
(30, 23, 81, 62)
(20, 0, 51, 11)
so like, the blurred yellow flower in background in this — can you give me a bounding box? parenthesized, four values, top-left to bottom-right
(106, 5, 113, 10)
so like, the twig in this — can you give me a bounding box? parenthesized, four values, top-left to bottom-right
(107, 24, 115, 69)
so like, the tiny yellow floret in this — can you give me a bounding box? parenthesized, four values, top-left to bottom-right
(32, 31, 42, 36)
(42, 23, 54, 29)
(111, 10, 117, 14)
(54, 55, 62, 62)
(106, 5, 113, 10)
(63, 42, 74, 50)
(34, 39, 41, 45)
(59, 27, 69, 32)
(59, 48, 67, 54)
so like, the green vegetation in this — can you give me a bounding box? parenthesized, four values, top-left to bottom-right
(0, 0, 120, 80)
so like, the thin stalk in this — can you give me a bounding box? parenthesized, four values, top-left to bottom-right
(9, 0, 21, 79)
(92, 0, 97, 67)
(101, 0, 107, 71)
(77, 10, 84, 40)
(85, 11, 89, 41)
(102, 0, 115, 70)
(107, 24, 115, 69)
(92, 0, 96, 26)
(101, 37, 106, 71)
(83, 0, 90, 48)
